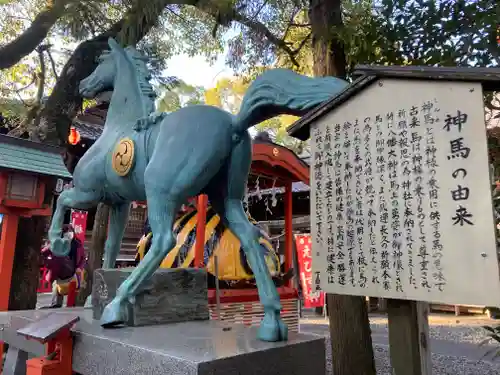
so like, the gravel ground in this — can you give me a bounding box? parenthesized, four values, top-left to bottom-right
(370, 315, 495, 346)
(321, 338, 500, 375)
(305, 314, 498, 346)
(304, 314, 500, 374)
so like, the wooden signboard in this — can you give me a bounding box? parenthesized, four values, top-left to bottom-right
(305, 75, 500, 375)
(310, 78, 500, 307)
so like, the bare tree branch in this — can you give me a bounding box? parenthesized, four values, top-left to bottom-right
(8, 47, 46, 139)
(45, 47, 59, 79)
(14, 72, 37, 93)
(282, 7, 301, 41)
(41, 0, 208, 146)
(251, 0, 269, 20)
(289, 22, 311, 27)
(203, 3, 301, 66)
(295, 31, 312, 54)
(0, 0, 75, 70)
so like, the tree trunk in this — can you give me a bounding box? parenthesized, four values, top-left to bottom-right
(8, 217, 47, 310)
(309, 0, 376, 374)
(40, 22, 124, 146)
(309, 0, 347, 79)
(41, 0, 202, 148)
(326, 294, 376, 375)
(75, 203, 110, 306)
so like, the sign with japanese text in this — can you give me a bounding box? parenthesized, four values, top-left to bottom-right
(70, 210, 88, 245)
(310, 79, 500, 306)
(295, 234, 325, 308)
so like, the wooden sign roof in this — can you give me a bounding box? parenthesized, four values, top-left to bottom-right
(288, 64, 500, 141)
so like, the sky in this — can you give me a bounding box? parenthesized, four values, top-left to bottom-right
(164, 53, 233, 88)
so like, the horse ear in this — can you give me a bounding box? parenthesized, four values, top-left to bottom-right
(108, 38, 121, 51)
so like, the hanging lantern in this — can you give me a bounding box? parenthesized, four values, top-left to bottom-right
(68, 126, 81, 145)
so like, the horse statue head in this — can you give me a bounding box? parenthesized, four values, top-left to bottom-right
(79, 38, 156, 123)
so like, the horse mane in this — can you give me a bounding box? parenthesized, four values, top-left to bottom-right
(97, 45, 159, 128)
(123, 47, 157, 100)
(97, 47, 157, 101)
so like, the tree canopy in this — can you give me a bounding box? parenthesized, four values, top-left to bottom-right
(0, 0, 498, 146)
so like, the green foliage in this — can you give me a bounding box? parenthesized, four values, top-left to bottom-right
(1, 0, 499, 144)
(156, 79, 205, 112)
(376, 0, 499, 67)
(204, 74, 305, 153)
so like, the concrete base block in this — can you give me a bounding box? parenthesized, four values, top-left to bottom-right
(92, 267, 209, 326)
(0, 309, 325, 375)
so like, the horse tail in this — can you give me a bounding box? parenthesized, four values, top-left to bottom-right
(232, 68, 348, 134)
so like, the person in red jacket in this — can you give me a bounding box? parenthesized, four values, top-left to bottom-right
(41, 224, 86, 308)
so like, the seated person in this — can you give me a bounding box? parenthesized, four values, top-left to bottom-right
(41, 224, 86, 308)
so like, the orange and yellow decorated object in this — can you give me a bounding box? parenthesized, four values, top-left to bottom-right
(54, 268, 85, 295)
(135, 206, 280, 281)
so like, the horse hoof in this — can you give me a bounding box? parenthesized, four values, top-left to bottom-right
(257, 312, 288, 342)
(84, 295, 93, 308)
(100, 299, 127, 328)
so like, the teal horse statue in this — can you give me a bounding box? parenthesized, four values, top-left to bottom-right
(48, 38, 348, 342)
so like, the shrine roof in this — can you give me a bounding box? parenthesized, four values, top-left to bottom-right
(250, 140, 310, 187)
(0, 134, 71, 178)
(288, 64, 500, 141)
(73, 104, 106, 140)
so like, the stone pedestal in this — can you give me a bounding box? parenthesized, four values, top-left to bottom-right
(92, 267, 209, 326)
(0, 309, 326, 375)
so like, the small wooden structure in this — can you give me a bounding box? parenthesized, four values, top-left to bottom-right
(288, 65, 500, 375)
(0, 134, 71, 355)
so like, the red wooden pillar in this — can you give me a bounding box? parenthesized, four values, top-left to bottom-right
(284, 182, 293, 288)
(0, 214, 19, 310)
(66, 281, 77, 308)
(194, 195, 208, 268)
(0, 213, 19, 360)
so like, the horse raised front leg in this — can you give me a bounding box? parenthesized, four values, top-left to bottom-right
(85, 202, 130, 308)
(100, 198, 179, 327)
(48, 188, 99, 257)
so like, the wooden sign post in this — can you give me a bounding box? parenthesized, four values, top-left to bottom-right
(287, 65, 500, 375)
(387, 300, 431, 375)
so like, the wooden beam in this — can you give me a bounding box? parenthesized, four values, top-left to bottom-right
(284, 182, 293, 287)
(194, 195, 208, 268)
(258, 215, 310, 229)
(0, 205, 52, 217)
(387, 300, 431, 375)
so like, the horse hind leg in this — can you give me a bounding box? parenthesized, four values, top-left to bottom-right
(100, 197, 180, 327)
(208, 133, 287, 342)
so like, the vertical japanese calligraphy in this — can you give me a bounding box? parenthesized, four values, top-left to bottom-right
(310, 79, 500, 306)
(312, 127, 324, 246)
(334, 123, 347, 286)
(354, 118, 368, 288)
(444, 110, 475, 227)
(295, 234, 325, 308)
(324, 125, 335, 285)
